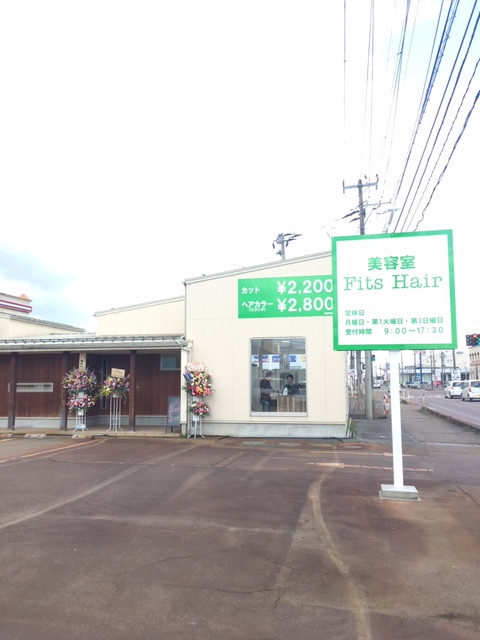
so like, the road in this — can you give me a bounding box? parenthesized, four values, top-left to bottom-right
(401, 387, 480, 430)
(0, 410, 479, 640)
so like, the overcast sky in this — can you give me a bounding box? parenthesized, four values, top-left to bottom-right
(0, 1, 477, 343)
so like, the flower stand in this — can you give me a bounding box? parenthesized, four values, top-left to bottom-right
(184, 364, 211, 438)
(107, 393, 123, 433)
(187, 414, 204, 439)
(63, 369, 98, 432)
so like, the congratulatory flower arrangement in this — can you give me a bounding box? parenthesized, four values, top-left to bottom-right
(183, 370, 212, 398)
(62, 367, 99, 413)
(62, 367, 98, 395)
(184, 363, 213, 418)
(62, 368, 130, 412)
(67, 394, 97, 411)
(99, 375, 130, 400)
(189, 399, 210, 417)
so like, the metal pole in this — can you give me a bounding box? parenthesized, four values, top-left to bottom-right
(359, 179, 371, 417)
(379, 350, 419, 500)
(343, 177, 378, 419)
(390, 350, 404, 488)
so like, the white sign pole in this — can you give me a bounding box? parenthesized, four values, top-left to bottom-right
(379, 350, 419, 500)
(389, 350, 404, 488)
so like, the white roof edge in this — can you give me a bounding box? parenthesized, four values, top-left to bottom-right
(183, 251, 332, 285)
(0, 334, 190, 352)
(94, 295, 185, 317)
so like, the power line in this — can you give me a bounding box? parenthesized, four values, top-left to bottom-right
(414, 91, 480, 231)
(393, 1, 460, 227)
(395, 1, 480, 232)
(343, 0, 478, 235)
(412, 58, 480, 231)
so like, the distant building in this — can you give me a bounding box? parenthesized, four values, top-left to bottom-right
(469, 347, 480, 380)
(0, 291, 85, 339)
(0, 292, 32, 316)
(401, 349, 469, 386)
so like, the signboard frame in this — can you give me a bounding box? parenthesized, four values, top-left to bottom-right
(332, 229, 457, 351)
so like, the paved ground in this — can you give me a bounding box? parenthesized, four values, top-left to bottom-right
(0, 403, 479, 639)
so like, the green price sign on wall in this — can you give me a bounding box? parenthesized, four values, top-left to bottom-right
(238, 276, 334, 318)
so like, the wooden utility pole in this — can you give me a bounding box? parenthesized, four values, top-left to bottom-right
(343, 177, 378, 419)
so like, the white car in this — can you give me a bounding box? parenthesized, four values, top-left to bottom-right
(444, 381, 463, 399)
(461, 380, 480, 402)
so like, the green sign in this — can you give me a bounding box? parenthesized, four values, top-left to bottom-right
(238, 276, 333, 318)
(332, 230, 457, 350)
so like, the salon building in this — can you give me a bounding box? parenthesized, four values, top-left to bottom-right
(0, 252, 349, 438)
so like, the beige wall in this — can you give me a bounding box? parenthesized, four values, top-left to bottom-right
(185, 253, 347, 430)
(0, 314, 84, 339)
(95, 297, 185, 336)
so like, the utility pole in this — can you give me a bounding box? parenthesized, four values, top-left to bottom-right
(272, 233, 302, 260)
(343, 177, 378, 419)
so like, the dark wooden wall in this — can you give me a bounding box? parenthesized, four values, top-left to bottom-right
(0, 352, 181, 418)
(135, 354, 181, 415)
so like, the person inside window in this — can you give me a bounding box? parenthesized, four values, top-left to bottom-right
(282, 374, 300, 396)
(260, 371, 278, 411)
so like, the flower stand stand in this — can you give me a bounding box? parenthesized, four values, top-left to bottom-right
(107, 394, 123, 433)
(74, 408, 87, 432)
(187, 414, 204, 439)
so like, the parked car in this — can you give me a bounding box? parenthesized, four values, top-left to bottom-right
(408, 381, 424, 389)
(461, 380, 480, 402)
(444, 381, 463, 399)
(373, 380, 382, 388)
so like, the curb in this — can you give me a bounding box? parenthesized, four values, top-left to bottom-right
(419, 405, 480, 433)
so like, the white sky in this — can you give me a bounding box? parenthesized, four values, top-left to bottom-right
(0, 1, 477, 344)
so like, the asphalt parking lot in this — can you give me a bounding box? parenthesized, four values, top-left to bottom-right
(1, 403, 480, 640)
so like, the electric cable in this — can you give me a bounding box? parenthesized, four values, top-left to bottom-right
(413, 91, 480, 231)
(342, 0, 478, 238)
(403, 9, 480, 231)
(394, 0, 458, 231)
(395, 2, 479, 231)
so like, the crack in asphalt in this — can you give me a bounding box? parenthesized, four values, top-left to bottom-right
(308, 473, 373, 640)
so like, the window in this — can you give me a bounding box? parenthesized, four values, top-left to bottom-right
(251, 338, 306, 413)
(160, 354, 180, 370)
(16, 382, 53, 393)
